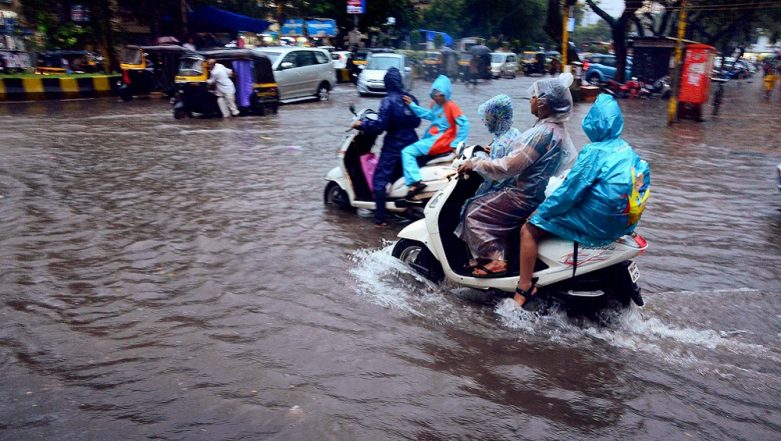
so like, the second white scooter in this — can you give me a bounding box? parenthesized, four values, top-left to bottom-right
(324, 105, 457, 215)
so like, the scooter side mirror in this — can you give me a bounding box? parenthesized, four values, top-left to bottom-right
(349, 104, 356, 115)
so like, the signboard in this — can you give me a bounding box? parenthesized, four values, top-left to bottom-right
(347, 0, 366, 14)
(71, 4, 90, 23)
(306, 19, 336, 37)
(281, 18, 304, 36)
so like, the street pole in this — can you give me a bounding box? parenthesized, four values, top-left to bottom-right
(668, 0, 687, 126)
(562, 0, 569, 69)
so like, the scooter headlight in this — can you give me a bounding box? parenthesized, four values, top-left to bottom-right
(427, 190, 444, 209)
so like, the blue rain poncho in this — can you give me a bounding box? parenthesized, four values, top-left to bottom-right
(455, 75, 577, 260)
(402, 75, 470, 185)
(531, 93, 651, 247)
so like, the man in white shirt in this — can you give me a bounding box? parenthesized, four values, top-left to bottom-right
(207, 59, 240, 117)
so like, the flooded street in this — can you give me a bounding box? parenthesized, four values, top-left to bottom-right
(1, 77, 780, 440)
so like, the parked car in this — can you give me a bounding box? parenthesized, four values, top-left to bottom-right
(253, 46, 336, 102)
(490, 52, 518, 78)
(356, 53, 414, 96)
(584, 53, 633, 85)
(332, 50, 351, 69)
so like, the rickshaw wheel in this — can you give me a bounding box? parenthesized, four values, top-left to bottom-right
(271, 104, 279, 114)
(173, 108, 189, 120)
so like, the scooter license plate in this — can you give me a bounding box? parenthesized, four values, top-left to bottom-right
(628, 261, 640, 284)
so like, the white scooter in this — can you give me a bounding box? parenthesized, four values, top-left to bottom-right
(324, 105, 457, 215)
(391, 146, 648, 315)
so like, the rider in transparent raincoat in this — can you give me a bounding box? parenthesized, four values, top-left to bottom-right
(456, 74, 577, 277)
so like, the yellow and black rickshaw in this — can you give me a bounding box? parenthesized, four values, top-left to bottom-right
(172, 49, 279, 119)
(119, 45, 193, 101)
(422, 51, 443, 80)
(35, 50, 104, 75)
(457, 51, 472, 82)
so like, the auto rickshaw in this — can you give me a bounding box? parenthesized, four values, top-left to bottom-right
(422, 51, 442, 80)
(35, 50, 103, 75)
(467, 45, 492, 83)
(172, 49, 279, 119)
(523, 52, 546, 76)
(457, 51, 473, 82)
(119, 45, 193, 101)
(440, 47, 458, 78)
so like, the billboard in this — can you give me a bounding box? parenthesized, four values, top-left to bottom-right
(347, 0, 366, 14)
(281, 18, 304, 36)
(306, 19, 337, 37)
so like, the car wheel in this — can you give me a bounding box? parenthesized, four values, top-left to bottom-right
(317, 82, 330, 101)
(587, 74, 601, 86)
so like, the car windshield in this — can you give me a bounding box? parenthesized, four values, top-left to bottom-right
(354, 51, 369, 61)
(367, 56, 401, 70)
(425, 52, 440, 60)
(255, 50, 280, 63)
(523, 53, 536, 61)
(177, 58, 203, 75)
(123, 48, 142, 64)
(491, 54, 505, 63)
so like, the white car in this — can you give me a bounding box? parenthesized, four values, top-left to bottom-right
(490, 52, 518, 79)
(253, 46, 336, 102)
(331, 51, 351, 70)
(356, 53, 414, 96)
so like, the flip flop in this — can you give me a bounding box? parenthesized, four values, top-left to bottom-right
(515, 284, 538, 310)
(472, 264, 508, 278)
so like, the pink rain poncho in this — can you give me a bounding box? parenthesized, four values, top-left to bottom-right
(455, 75, 577, 261)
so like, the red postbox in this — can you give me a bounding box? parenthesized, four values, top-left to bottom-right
(678, 43, 716, 120)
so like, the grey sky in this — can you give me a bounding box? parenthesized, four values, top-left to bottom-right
(583, 0, 626, 25)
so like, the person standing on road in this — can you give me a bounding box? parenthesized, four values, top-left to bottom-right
(401, 75, 469, 199)
(353, 67, 421, 226)
(207, 59, 239, 117)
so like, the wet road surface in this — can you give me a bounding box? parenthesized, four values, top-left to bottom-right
(1, 76, 780, 440)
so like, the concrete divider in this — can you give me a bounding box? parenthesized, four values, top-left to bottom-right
(0, 75, 120, 101)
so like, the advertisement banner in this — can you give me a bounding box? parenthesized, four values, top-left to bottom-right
(281, 18, 304, 36)
(306, 19, 336, 37)
(347, 0, 366, 14)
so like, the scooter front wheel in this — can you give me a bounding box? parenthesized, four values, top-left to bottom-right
(324, 182, 352, 210)
(391, 239, 443, 282)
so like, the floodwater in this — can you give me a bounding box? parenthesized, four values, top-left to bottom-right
(1, 76, 779, 440)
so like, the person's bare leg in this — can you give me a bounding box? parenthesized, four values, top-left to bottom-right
(515, 224, 541, 307)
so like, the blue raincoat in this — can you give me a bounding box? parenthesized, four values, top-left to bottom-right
(531, 94, 651, 247)
(360, 67, 421, 223)
(401, 75, 469, 185)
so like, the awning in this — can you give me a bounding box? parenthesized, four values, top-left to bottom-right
(418, 29, 454, 47)
(188, 6, 270, 34)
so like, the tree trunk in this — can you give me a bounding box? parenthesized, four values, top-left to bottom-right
(613, 20, 629, 82)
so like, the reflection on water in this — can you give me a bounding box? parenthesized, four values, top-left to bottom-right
(1, 78, 779, 440)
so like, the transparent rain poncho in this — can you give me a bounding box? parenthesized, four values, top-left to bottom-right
(455, 74, 577, 261)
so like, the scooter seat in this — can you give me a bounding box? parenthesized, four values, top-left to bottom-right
(418, 152, 456, 166)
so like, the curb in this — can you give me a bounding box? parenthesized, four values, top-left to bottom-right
(0, 75, 121, 101)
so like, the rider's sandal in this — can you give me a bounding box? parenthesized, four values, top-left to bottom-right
(515, 284, 537, 310)
(472, 264, 508, 278)
(463, 258, 490, 272)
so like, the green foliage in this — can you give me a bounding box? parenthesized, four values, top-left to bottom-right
(433, 33, 444, 48)
(571, 21, 612, 44)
